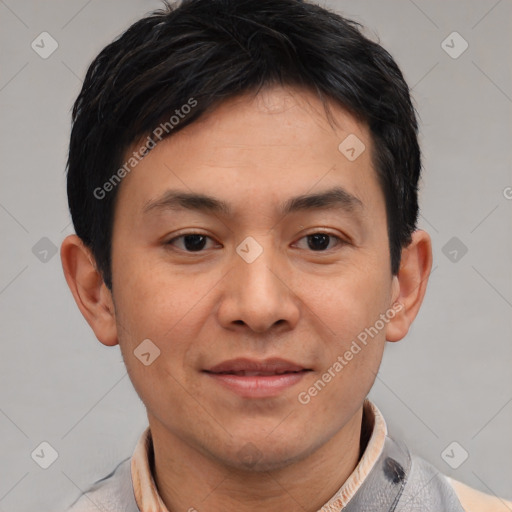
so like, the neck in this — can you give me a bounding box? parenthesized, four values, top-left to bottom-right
(149, 406, 366, 512)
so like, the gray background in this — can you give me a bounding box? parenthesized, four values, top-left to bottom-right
(0, 0, 511, 510)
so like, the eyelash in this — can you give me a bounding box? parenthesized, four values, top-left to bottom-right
(165, 231, 347, 253)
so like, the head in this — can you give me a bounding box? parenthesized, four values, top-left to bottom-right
(61, 0, 431, 472)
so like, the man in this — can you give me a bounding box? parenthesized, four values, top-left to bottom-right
(60, 0, 512, 510)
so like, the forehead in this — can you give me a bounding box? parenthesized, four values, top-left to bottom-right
(114, 85, 383, 222)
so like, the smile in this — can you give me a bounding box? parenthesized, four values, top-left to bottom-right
(203, 358, 312, 398)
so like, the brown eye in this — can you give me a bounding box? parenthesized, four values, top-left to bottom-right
(295, 232, 344, 252)
(166, 233, 217, 252)
(307, 233, 331, 251)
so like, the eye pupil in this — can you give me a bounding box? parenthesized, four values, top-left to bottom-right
(307, 233, 330, 251)
(184, 234, 207, 251)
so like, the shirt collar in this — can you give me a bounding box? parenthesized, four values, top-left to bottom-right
(131, 398, 387, 512)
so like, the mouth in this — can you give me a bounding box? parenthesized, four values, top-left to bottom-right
(205, 357, 310, 374)
(203, 358, 312, 397)
(209, 370, 306, 376)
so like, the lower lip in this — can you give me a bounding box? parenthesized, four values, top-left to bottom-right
(204, 371, 309, 398)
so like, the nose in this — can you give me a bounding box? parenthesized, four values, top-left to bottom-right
(216, 238, 300, 334)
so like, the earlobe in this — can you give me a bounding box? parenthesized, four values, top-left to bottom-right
(385, 230, 433, 342)
(60, 234, 118, 347)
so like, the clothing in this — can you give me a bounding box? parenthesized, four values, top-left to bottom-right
(66, 400, 512, 511)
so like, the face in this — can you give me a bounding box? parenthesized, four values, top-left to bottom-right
(109, 86, 399, 471)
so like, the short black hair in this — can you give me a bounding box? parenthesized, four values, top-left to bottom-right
(67, 0, 421, 290)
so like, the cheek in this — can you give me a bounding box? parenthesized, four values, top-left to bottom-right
(111, 259, 220, 386)
(112, 252, 215, 335)
(298, 281, 387, 418)
(296, 260, 392, 401)
(112, 269, 202, 422)
(300, 262, 392, 338)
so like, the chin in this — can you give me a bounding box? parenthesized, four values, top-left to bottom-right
(219, 433, 317, 473)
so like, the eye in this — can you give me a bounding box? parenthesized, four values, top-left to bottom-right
(294, 232, 345, 252)
(165, 231, 346, 253)
(166, 233, 218, 252)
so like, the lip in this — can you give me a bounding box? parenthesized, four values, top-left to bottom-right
(203, 358, 312, 398)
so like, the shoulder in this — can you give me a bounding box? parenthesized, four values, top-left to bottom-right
(395, 454, 466, 511)
(65, 457, 138, 512)
(394, 451, 511, 512)
(447, 476, 512, 512)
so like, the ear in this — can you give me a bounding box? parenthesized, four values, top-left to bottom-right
(60, 234, 118, 346)
(385, 230, 432, 342)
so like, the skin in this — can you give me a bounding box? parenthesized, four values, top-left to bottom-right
(61, 85, 432, 512)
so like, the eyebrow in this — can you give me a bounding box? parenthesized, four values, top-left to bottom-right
(142, 186, 363, 217)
